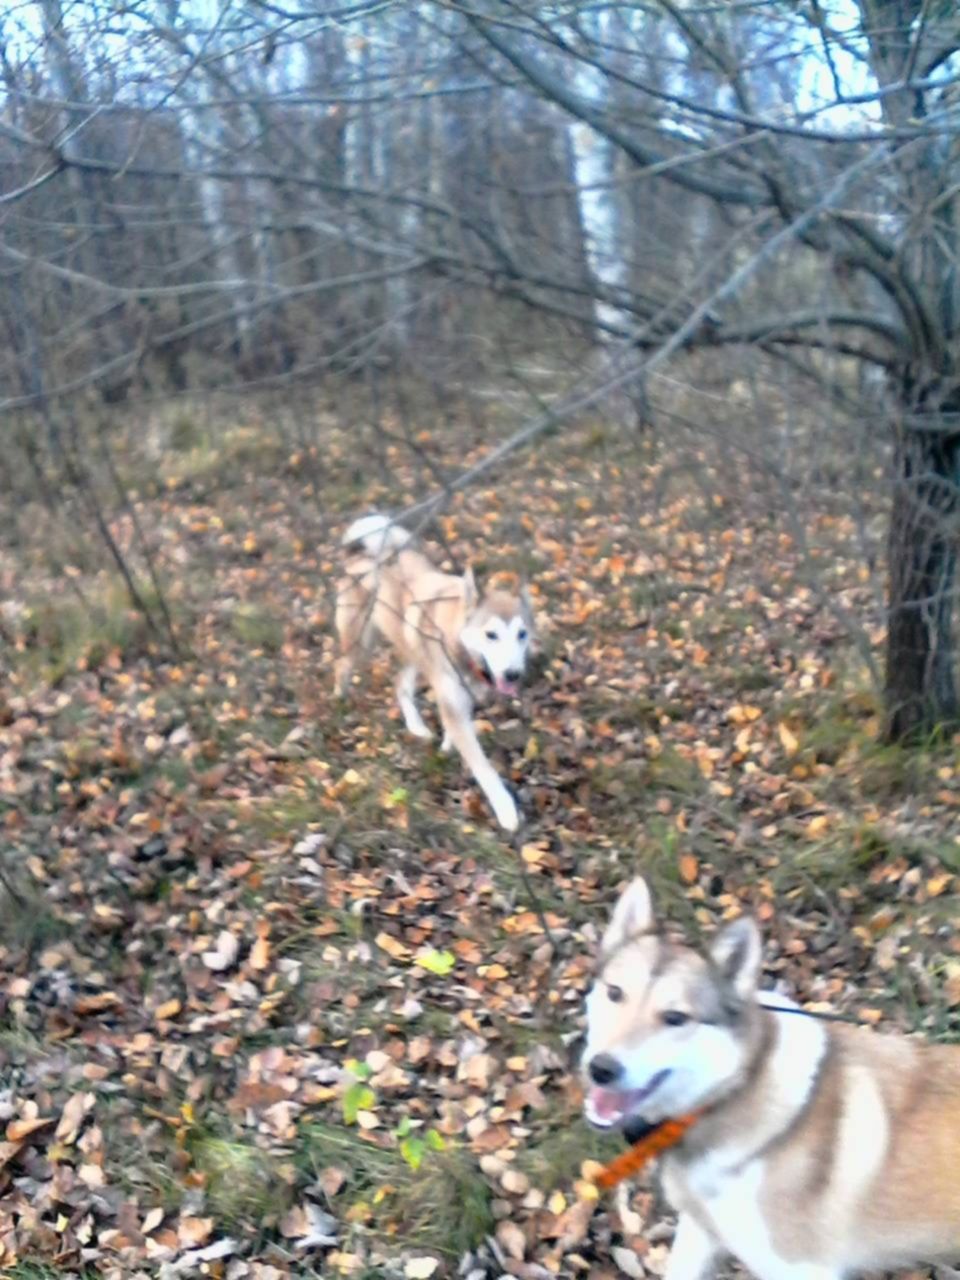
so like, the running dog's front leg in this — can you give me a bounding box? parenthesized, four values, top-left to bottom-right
(664, 1214, 721, 1280)
(438, 677, 519, 832)
(396, 664, 433, 740)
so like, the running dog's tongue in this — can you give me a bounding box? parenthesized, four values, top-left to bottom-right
(495, 676, 518, 696)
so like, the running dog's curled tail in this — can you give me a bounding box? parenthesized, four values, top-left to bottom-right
(342, 512, 411, 560)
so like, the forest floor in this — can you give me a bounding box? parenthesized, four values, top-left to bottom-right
(1, 389, 959, 1280)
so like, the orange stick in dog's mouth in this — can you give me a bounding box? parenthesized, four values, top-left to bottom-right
(592, 1113, 701, 1191)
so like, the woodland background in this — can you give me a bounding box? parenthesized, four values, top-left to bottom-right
(1, 1, 959, 1277)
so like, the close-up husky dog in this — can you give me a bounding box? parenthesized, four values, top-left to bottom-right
(583, 877, 960, 1280)
(334, 512, 535, 831)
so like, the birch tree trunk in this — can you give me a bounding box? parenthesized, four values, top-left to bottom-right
(161, 1, 252, 356)
(565, 9, 646, 424)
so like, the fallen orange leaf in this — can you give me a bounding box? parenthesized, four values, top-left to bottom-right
(250, 935, 271, 970)
(6, 1116, 54, 1143)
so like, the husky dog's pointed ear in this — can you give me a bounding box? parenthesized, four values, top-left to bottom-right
(603, 877, 654, 953)
(519, 581, 534, 618)
(710, 916, 762, 1002)
(463, 565, 478, 609)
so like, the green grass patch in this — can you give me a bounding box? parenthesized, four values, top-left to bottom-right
(727, 664, 777, 694)
(3, 1267, 99, 1280)
(130, 421, 291, 493)
(851, 737, 951, 801)
(627, 580, 667, 614)
(241, 782, 332, 841)
(13, 577, 181, 684)
(874, 957, 960, 1042)
(0, 875, 68, 956)
(191, 1134, 294, 1226)
(516, 1113, 621, 1189)
(0, 1023, 55, 1063)
(779, 684, 878, 766)
(297, 1121, 493, 1256)
(770, 822, 894, 914)
(230, 602, 285, 654)
(587, 757, 649, 803)
(647, 746, 704, 798)
(479, 843, 574, 923)
(168, 410, 205, 452)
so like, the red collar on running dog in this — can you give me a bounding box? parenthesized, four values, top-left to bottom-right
(593, 1112, 702, 1191)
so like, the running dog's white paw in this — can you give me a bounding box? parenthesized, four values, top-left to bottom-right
(492, 790, 520, 832)
(407, 722, 434, 741)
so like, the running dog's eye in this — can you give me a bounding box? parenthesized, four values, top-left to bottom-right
(517, 628, 528, 641)
(607, 984, 625, 1003)
(484, 629, 498, 641)
(662, 1010, 690, 1027)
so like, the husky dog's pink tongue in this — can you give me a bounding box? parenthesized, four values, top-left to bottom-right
(587, 1069, 672, 1128)
(588, 1085, 647, 1125)
(590, 1086, 631, 1123)
(495, 675, 519, 696)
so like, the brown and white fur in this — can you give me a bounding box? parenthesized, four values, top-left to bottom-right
(334, 513, 535, 831)
(583, 878, 960, 1280)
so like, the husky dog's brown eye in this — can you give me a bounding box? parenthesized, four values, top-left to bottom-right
(607, 984, 625, 1003)
(484, 629, 498, 641)
(662, 1010, 690, 1027)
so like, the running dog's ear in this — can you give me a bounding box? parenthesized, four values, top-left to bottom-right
(603, 877, 654, 954)
(710, 916, 762, 1002)
(519, 581, 534, 620)
(463, 564, 478, 609)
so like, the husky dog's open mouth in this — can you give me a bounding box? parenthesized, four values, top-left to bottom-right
(492, 672, 519, 696)
(469, 655, 520, 697)
(586, 1069, 672, 1129)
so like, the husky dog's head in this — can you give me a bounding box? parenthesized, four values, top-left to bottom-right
(583, 878, 763, 1130)
(459, 571, 536, 697)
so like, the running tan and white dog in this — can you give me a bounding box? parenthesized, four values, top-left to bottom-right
(583, 877, 960, 1280)
(334, 513, 535, 831)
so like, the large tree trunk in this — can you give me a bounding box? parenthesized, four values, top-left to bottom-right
(855, 0, 960, 739)
(884, 393, 960, 740)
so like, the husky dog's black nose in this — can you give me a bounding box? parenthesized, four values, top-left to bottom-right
(504, 668, 521, 683)
(588, 1053, 623, 1086)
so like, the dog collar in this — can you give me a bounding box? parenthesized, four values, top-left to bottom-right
(592, 1111, 701, 1191)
